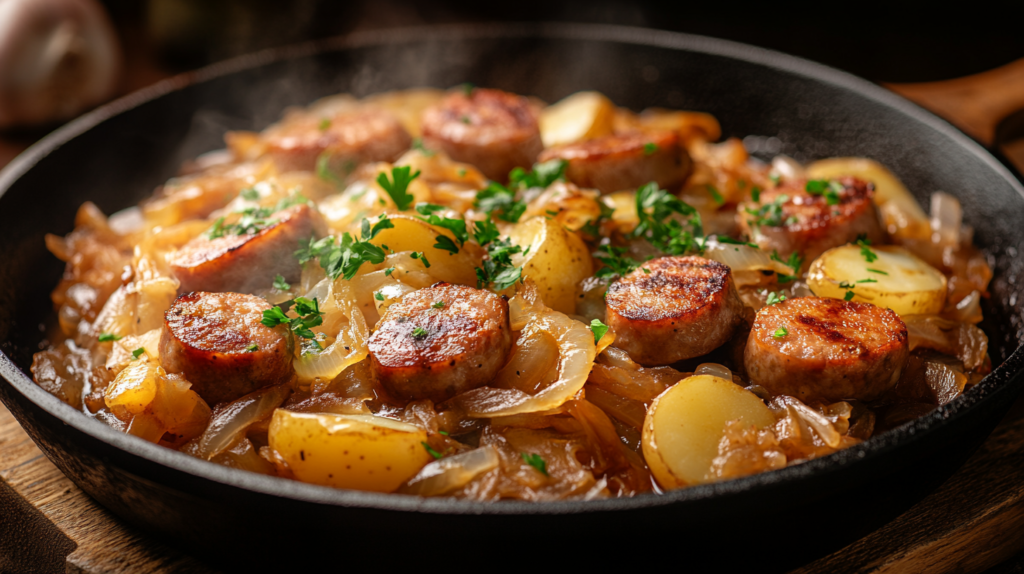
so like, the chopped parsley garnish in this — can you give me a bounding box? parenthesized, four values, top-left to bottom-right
(631, 182, 704, 255)
(751, 186, 761, 203)
(475, 235, 523, 290)
(273, 274, 290, 291)
(460, 115, 471, 124)
(521, 452, 548, 476)
(475, 182, 527, 223)
(384, 267, 395, 277)
(412, 326, 429, 339)
(769, 173, 781, 185)
(432, 301, 445, 309)
(262, 297, 324, 342)
(707, 184, 724, 205)
(422, 441, 443, 459)
(131, 347, 145, 360)
(377, 166, 420, 211)
(773, 327, 789, 338)
(771, 250, 804, 284)
(411, 138, 434, 157)
(416, 203, 469, 247)
(318, 118, 331, 131)
(240, 187, 260, 201)
(765, 291, 787, 306)
(438, 430, 449, 436)
(374, 291, 385, 301)
(457, 168, 467, 178)
(594, 244, 641, 279)
(246, 343, 259, 352)
(206, 194, 309, 239)
(98, 332, 122, 343)
(745, 194, 789, 228)
(434, 235, 459, 254)
(295, 225, 387, 281)
(643, 142, 659, 156)
(806, 179, 843, 206)
(590, 319, 609, 344)
(857, 278, 878, 284)
(867, 268, 888, 275)
(715, 235, 758, 248)
(472, 218, 501, 246)
(839, 281, 856, 289)
(410, 251, 431, 268)
(581, 201, 615, 238)
(844, 291, 856, 301)
(509, 159, 567, 191)
(856, 236, 878, 263)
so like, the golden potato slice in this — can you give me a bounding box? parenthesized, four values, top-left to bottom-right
(805, 157, 929, 236)
(508, 216, 593, 314)
(642, 375, 775, 489)
(807, 244, 947, 315)
(368, 214, 478, 287)
(268, 410, 431, 493)
(539, 91, 615, 147)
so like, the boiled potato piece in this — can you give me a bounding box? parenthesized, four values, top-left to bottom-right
(508, 216, 593, 314)
(642, 375, 775, 489)
(807, 244, 947, 315)
(539, 91, 615, 147)
(368, 214, 478, 287)
(805, 157, 929, 235)
(269, 410, 431, 493)
(637, 109, 722, 145)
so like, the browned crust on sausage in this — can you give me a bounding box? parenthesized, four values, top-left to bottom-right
(420, 88, 543, 182)
(606, 256, 743, 366)
(737, 176, 884, 265)
(368, 283, 512, 402)
(159, 292, 293, 405)
(538, 130, 692, 193)
(169, 203, 327, 294)
(744, 296, 909, 402)
(262, 107, 412, 172)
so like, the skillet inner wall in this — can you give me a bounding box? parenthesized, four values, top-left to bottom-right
(0, 35, 1022, 373)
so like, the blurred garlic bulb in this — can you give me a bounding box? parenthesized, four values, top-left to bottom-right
(0, 0, 121, 128)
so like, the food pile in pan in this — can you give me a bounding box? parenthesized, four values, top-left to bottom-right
(33, 86, 992, 499)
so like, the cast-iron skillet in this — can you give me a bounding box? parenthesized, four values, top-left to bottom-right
(1, 23, 1023, 571)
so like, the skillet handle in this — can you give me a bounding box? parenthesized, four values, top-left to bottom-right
(886, 58, 1024, 146)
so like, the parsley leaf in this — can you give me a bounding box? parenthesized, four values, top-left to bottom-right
(377, 166, 420, 211)
(412, 326, 429, 339)
(240, 187, 260, 201)
(643, 142, 659, 156)
(434, 235, 459, 254)
(384, 267, 395, 277)
(475, 182, 527, 223)
(295, 231, 386, 281)
(472, 219, 501, 246)
(765, 291, 787, 306)
(590, 319, 609, 344)
(432, 301, 445, 309)
(416, 203, 468, 246)
(374, 291, 385, 301)
(844, 291, 856, 301)
(581, 201, 615, 238)
(771, 250, 804, 284)
(707, 184, 724, 205)
(131, 347, 145, 360)
(318, 118, 331, 131)
(773, 327, 788, 338)
(594, 244, 641, 279)
(745, 194, 789, 228)
(475, 236, 523, 290)
(509, 159, 568, 191)
(422, 441, 443, 459)
(867, 268, 889, 275)
(98, 332, 122, 343)
(714, 235, 758, 248)
(856, 236, 878, 263)
(262, 297, 324, 341)
(246, 343, 259, 352)
(631, 182, 703, 256)
(751, 186, 761, 203)
(410, 251, 431, 268)
(521, 452, 548, 476)
(273, 274, 291, 291)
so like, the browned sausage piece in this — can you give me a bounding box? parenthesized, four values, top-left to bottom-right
(169, 203, 327, 294)
(737, 176, 884, 266)
(368, 283, 512, 402)
(160, 292, 293, 405)
(420, 88, 543, 182)
(744, 296, 909, 402)
(605, 256, 744, 366)
(260, 107, 412, 172)
(537, 130, 692, 194)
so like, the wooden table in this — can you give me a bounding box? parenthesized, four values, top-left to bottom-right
(2, 47, 1024, 574)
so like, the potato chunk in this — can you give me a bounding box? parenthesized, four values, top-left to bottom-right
(807, 244, 947, 315)
(268, 410, 431, 493)
(507, 216, 593, 314)
(642, 375, 774, 489)
(539, 91, 615, 147)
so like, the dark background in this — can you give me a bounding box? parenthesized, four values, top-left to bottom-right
(103, 0, 1024, 83)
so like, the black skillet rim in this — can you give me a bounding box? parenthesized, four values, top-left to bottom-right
(1, 22, 1023, 516)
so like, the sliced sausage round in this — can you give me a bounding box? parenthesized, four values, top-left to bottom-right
(368, 283, 512, 402)
(169, 203, 327, 294)
(737, 176, 884, 267)
(261, 107, 412, 172)
(605, 256, 744, 366)
(160, 292, 293, 405)
(537, 130, 692, 194)
(420, 88, 543, 182)
(744, 296, 909, 402)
